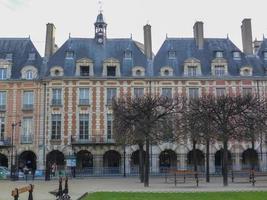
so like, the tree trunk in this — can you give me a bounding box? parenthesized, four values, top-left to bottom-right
(251, 137, 255, 170)
(222, 140, 228, 186)
(193, 140, 197, 172)
(144, 137, 150, 187)
(206, 139, 210, 183)
(138, 143, 144, 183)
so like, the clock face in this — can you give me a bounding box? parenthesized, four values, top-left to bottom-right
(98, 38, 103, 44)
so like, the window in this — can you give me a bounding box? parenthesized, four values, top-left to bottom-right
(28, 53, 36, 61)
(23, 91, 34, 110)
(162, 88, 172, 98)
(107, 114, 113, 140)
(106, 88, 117, 105)
(65, 51, 74, 59)
(80, 66, 90, 76)
(134, 88, 144, 98)
(233, 51, 241, 60)
(216, 88, 226, 97)
(107, 66, 116, 76)
(188, 66, 197, 76)
(214, 65, 225, 76)
(0, 91, 6, 110)
(55, 70, 60, 76)
(79, 114, 89, 140)
(52, 89, 62, 105)
(168, 51, 176, 59)
(264, 52, 267, 61)
(215, 51, 223, 58)
(0, 68, 7, 80)
(164, 69, 170, 76)
(243, 88, 252, 96)
(5, 53, 12, 61)
(25, 70, 33, 80)
(21, 117, 33, 143)
(0, 117, 4, 140)
(189, 88, 199, 99)
(136, 70, 142, 76)
(243, 68, 251, 76)
(124, 51, 132, 59)
(51, 114, 61, 140)
(79, 88, 90, 105)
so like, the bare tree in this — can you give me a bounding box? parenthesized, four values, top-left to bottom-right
(112, 95, 183, 187)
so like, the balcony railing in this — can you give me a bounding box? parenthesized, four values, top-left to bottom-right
(20, 134, 33, 144)
(0, 137, 11, 147)
(79, 99, 90, 106)
(71, 135, 115, 145)
(0, 105, 6, 111)
(22, 104, 34, 111)
(51, 99, 62, 106)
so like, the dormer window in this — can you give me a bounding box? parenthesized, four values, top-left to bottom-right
(28, 53, 36, 61)
(132, 66, 145, 77)
(241, 67, 252, 76)
(26, 70, 33, 80)
(215, 51, 223, 58)
(164, 69, 170, 76)
(65, 51, 74, 59)
(0, 68, 7, 80)
(264, 51, 267, 61)
(136, 69, 141, 76)
(107, 66, 116, 76)
(55, 70, 60, 76)
(188, 66, 197, 77)
(233, 51, 241, 60)
(160, 66, 173, 76)
(50, 66, 64, 77)
(168, 51, 176, 59)
(80, 66, 90, 76)
(124, 51, 132, 60)
(214, 65, 225, 76)
(5, 53, 12, 61)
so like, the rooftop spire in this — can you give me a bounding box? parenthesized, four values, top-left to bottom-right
(94, 9, 107, 44)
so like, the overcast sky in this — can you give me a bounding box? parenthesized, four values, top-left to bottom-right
(0, 0, 267, 56)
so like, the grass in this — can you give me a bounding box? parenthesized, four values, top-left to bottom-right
(82, 191, 267, 200)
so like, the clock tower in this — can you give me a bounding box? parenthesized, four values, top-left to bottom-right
(95, 12, 107, 44)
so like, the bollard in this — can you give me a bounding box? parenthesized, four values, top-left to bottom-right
(13, 188, 19, 200)
(64, 177, 69, 195)
(28, 184, 33, 200)
(57, 177, 63, 198)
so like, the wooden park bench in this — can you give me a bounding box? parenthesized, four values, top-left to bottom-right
(11, 184, 34, 200)
(165, 169, 201, 187)
(250, 170, 267, 186)
(231, 170, 252, 183)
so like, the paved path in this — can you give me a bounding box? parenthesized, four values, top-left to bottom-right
(1, 177, 267, 200)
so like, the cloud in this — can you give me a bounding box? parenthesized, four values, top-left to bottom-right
(0, 0, 30, 10)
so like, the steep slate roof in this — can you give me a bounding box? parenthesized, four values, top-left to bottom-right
(46, 38, 148, 77)
(256, 39, 267, 70)
(0, 38, 43, 79)
(153, 38, 264, 77)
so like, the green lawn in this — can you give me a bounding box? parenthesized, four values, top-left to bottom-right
(82, 192, 267, 200)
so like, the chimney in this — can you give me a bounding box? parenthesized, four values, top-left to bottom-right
(143, 24, 153, 60)
(241, 19, 253, 55)
(193, 21, 204, 49)
(45, 23, 56, 58)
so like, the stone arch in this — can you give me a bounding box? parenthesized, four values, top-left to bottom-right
(214, 149, 232, 174)
(46, 150, 65, 167)
(0, 153, 8, 167)
(130, 150, 146, 174)
(242, 148, 259, 170)
(187, 149, 205, 171)
(159, 149, 177, 172)
(18, 151, 37, 171)
(103, 150, 121, 174)
(76, 150, 93, 170)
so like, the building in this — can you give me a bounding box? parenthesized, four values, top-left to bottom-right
(0, 14, 267, 175)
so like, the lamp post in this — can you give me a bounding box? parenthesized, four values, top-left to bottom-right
(10, 121, 21, 181)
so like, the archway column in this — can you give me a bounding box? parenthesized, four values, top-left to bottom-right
(209, 154, 215, 174)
